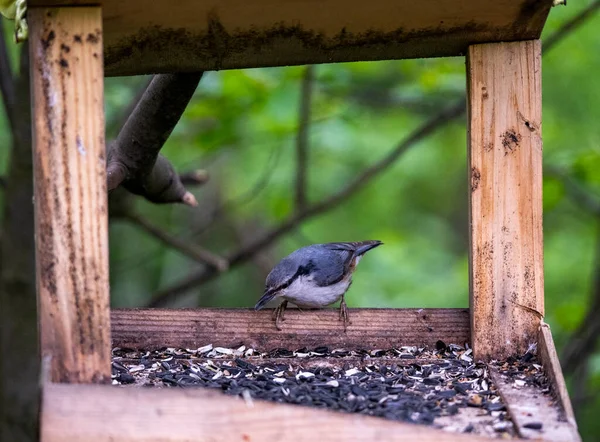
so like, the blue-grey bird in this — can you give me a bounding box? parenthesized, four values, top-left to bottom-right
(254, 240, 383, 331)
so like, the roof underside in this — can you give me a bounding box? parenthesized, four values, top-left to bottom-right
(29, 0, 555, 77)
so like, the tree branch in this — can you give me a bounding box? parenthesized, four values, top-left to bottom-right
(546, 166, 600, 215)
(148, 101, 465, 306)
(107, 72, 203, 206)
(146, 1, 598, 307)
(570, 363, 592, 415)
(188, 144, 282, 238)
(547, 168, 600, 378)
(295, 65, 314, 212)
(544, 0, 600, 53)
(1, 44, 39, 441)
(179, 169, 209, 186)
(561, 219, 600, 373)
(0, 20, 16, 135)
(123, 211, 228, 272)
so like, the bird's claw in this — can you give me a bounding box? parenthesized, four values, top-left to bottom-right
(339, 296, 351, 332)
(273, 300, 288, 330)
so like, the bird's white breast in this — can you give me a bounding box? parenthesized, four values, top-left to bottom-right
(281, 276, 351, 308)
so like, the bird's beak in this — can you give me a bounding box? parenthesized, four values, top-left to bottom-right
(254, 289, 277, 311)
(355, 240, 383, 256)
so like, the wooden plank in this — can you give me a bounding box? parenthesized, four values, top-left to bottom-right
(29, 8, 111, 383)
(537, 323, 579, 430)
(31, 0, 554, 76)
(41, 382, 492, 441)
(489, 366, 580, 441)
(466, 40, 544, 361)
(111, 308, 470, 350)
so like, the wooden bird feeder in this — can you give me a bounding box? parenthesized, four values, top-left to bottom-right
(25, 0, 581, 440)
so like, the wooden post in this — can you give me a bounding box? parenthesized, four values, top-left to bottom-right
(467, 40, 544, 361)
(29, 7, 111, 383)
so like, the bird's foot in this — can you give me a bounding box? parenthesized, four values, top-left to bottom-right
(273, 300, 288, 330)
(339, 297, 350, 332)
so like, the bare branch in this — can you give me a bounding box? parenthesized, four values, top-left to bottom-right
(148, 101, 465, 307)
(146, 2, 597, 307)
(124, 211, 228, 271)
(0, 20, 16, 134)
(107, 72, 203, 205)
(295, 65, 315, 212)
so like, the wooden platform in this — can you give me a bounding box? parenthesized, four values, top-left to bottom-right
(39, 308, 580, 441)
(42, 383, 492, 442)
(23, 2, 581, 441)
(29, 0, 554, 76)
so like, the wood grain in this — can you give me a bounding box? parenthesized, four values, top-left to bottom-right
(29, 8, 111, 383)
(467, 40, 544, 361)
(30, 0, 553, 76)
(111, 308, 470, 350)
(41, 382, 492, 442)
(538, 323, 579, 430)
(490, 366, 581, 441)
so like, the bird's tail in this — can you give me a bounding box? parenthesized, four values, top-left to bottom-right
(254, 289, 277, 310)
(353, 240, 383, 256)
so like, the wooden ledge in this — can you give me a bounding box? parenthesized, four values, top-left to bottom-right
(41, 382, 492, 442)
(485, 324, 581, 442)
(537, 323, 579, 437)
(41, 310, 579, 442)
(111, 307, 471, 350)
(43, 323, 580, 442)
(29, 0, 554, 76)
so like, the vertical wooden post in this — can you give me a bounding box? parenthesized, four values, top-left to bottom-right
(29, 8, 110, 383)
(467, 40, 544, 361)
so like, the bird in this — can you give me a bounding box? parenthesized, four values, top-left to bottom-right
(254, 240, 383, 331)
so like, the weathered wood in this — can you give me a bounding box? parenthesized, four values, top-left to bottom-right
(29, 8, 111, 383)
(537, 323, 579, 430)
(467, 40, 544, 361)
(30, 0, 554, 76)
(41, 382, 492, 441)
(111, 308, 470, 350)
(489, 366, 580, 441)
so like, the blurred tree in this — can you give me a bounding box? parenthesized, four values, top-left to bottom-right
(0, 27, 37, 442)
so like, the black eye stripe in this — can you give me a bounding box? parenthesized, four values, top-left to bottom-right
(271, 261, 315, 293)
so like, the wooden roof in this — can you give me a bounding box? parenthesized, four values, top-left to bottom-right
(30, 0, 554, 76)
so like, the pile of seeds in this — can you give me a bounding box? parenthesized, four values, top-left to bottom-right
(111, 342, 547, 438)
(492, 350, 548, 390)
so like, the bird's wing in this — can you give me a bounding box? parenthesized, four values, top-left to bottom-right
(309, 247, 353, 287)
(265, 241, 381, 291)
